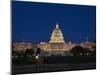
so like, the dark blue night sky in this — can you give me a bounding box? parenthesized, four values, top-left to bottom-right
(12, 1, 96, 43)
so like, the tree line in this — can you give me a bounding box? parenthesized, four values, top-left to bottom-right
(12, 46, 96, 65)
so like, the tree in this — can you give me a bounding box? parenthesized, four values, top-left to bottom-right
(12, 50, 16, 55)
(71, 46, 86, 56)
(35, 48, 41, 56)
(24, 48, 34, 56)
(84, 48, 92, 56)
(90, 45, 96, 56)
(91, 45, 96, 51)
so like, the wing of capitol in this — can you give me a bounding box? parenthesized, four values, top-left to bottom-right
(12, 23, 96, 56)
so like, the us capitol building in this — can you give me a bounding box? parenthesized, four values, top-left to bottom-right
(38, 23, 95, 56)
(13, 23, 95, 56)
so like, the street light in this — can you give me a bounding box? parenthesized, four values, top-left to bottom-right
(35, 55, 39, 59)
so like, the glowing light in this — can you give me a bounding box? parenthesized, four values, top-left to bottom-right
(35, 55, 39, 59)
(49, 23, 65, 43)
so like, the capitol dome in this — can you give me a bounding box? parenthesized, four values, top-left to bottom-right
(49, 23, 65, 43)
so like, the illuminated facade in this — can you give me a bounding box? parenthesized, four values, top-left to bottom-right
(13, 24, 96, 55)
(13, 42, 33, 52)
(80, 41, 96, 51)
(38, 23, 96, 56)
(38, 23, 76, 56)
